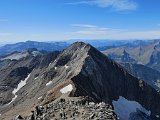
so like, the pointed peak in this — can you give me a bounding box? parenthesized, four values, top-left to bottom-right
(70, 42, 90, 48)
(61, 42, 92, 54)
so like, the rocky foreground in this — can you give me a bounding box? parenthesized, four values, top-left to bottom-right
(14, 96, 117, 120)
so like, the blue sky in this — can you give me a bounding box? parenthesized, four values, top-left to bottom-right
(0, 0, 160, 43)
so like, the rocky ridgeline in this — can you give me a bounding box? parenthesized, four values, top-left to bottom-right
(2, 42, 160, 120)
(15, 98, 117, 120)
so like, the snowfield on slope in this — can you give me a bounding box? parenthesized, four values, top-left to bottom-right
(46, 81, 53, 86)
(7, 74, 31, 105)
(112, 96, 151, 120)
(60, 84, 73, 94)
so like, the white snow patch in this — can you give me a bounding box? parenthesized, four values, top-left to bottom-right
(55, 67, 57, 70)
(35, 77, 39, 80)
(7, 74, 31, 105)
(112, 96, 151, 120)
(12, 74, 31, 95)
(65, 65, 69, 69)
(38, 96, 42, 100)
(156, 115, 160, 118)
(32, 51, 41, 56)
(60, 84, 73, 94)
(49, 63, 52, 66)
(46, 81, 53, 86)
(7, 95, 17, 105)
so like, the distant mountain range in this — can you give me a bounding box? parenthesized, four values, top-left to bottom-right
(0, 40, 69, 56)
(0, 39, 157, 56)
(0, 48, 49, 61)
(0, 42, 160, 120)
(67, 39, 155, 49)
(102, 39, 160, 72)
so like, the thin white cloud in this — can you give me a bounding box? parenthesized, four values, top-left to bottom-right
(67, 1, 92, 5)
(1, 25, 160, 43)
(69, 24, 126, 35)
(71, 24, 97, 28)
(67, 0, 138, 11)
(67, 24, 160, 40)
(68, 30, 160, 40)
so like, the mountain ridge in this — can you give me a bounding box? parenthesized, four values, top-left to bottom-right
(102, 40, 160, 72)
(0, 40, 69, 56)
(0, 42, 160, 119)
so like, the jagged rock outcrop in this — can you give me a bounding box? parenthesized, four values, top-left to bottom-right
(121, 50, 136, 63)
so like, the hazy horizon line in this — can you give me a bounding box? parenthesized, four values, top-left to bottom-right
(0, 38, 160, 45)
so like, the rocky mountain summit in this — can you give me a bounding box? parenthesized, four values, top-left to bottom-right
(0, 42, 160, 120)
